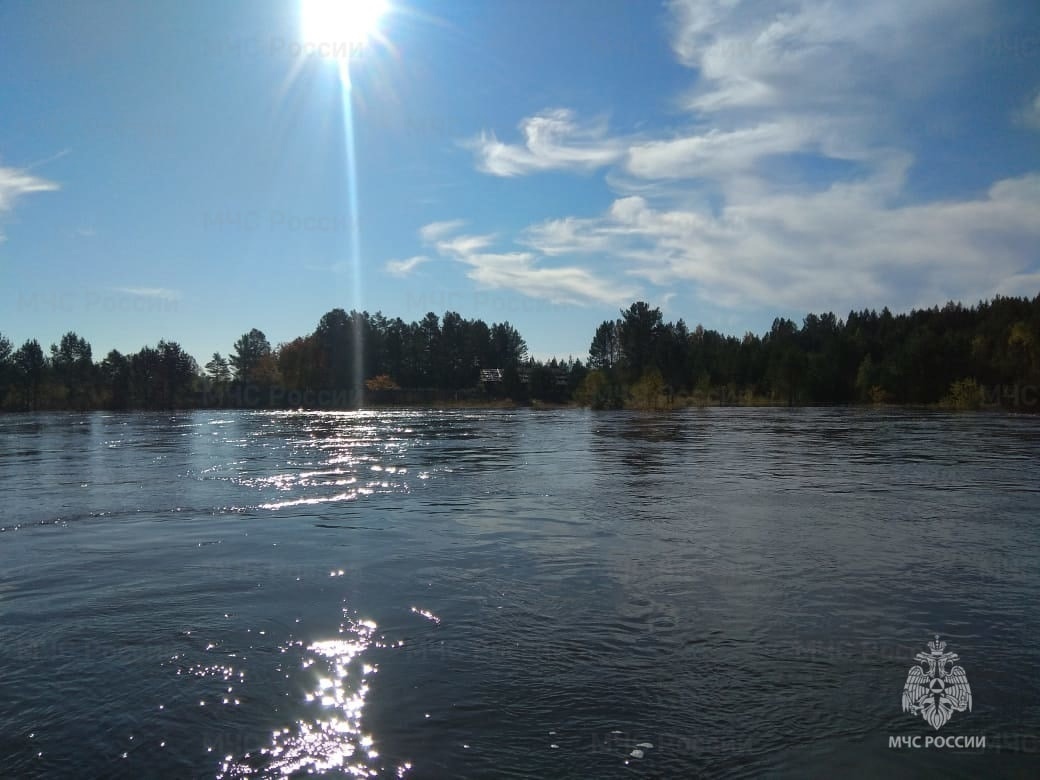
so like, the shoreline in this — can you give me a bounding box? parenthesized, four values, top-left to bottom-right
(0, 400, 1030, 415)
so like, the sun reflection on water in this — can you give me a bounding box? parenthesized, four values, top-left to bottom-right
(218, 614, 406, 778)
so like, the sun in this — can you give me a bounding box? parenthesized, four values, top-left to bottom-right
(300, 0, 388, 55)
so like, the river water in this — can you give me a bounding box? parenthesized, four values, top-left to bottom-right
(1, 409, 1038, 778)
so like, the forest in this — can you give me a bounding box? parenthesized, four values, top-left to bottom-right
(1, 293, 1038, 412)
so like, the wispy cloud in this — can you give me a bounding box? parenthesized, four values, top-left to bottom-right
(669, 0, 989, 115)
(0, 167, 59, 211)
(522, 174, 1040, 313)
(464, 109, 624, 177)
(625, 121, 817, 181)
(0, 165, 60, 242)
(447, 246, 638, 306)
(113, 287, 182, 301)
(419, 219, 466, 242)
(415, 221, 638, 305)
(446, 0, 1039, 317)
(1016, 89, 1040, 130)
(385, 255, 431, 277)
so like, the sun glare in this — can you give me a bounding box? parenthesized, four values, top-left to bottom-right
(300, 0, 388, 55)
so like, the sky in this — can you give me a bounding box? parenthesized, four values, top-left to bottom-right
(2, 0, 1039, 364)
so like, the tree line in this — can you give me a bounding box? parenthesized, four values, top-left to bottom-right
(1, 294, 1038, 412)
(0, 309, 530, 411)
(578, 295, 1040, 411)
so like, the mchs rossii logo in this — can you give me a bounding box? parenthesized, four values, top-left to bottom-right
(889, 635, 985, 750)
(902, 635, 973, 730)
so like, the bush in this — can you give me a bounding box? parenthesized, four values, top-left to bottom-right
(942, 378, 984, 410)
(575, 370, 623, 409)
(365, 374, 400, 391)
(630, 369, 666, 410)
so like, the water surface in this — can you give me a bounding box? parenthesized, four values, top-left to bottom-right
(1, 409, 1038, 778)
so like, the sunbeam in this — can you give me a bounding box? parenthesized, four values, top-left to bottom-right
(336, 58, 366, 407)
(295, 0, 393, 407)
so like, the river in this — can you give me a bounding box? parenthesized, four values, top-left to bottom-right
(1, 409, 1038, 778)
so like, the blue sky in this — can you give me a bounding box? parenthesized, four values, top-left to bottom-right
(2, 0, 1039, 364)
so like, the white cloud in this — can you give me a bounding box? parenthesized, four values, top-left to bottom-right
(0, 167, 59, 211)
(419, 219, 466, 242)
(466, 2, 982, 191)
(631, 0, 993, 189)
(465, 109, 624, 177)
(451, 248, 638, 306)
(384, 255, 431, 277)
(1016, 89, 1040, 130)
(670, 0, 988, 114)
(443, 1, 1037, 320)
(522, 174, 1040, 314)
(626, 121, 817, 180)
(432, 233, 495, 256)
(520, 216, 619, 257)
(113, 287, 181, 301)
(0, 165, 60, 242)
(414, 221, 638, 305)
